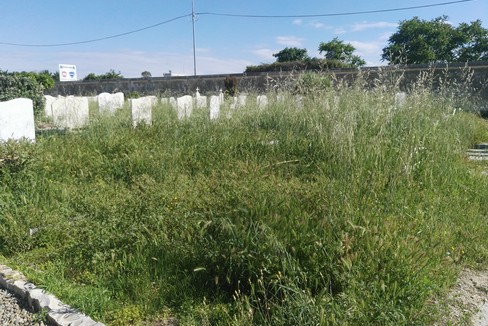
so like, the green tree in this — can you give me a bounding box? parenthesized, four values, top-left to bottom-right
(0, 70, 45, 115)
(141, 71, 152, 78)
(272, 47, 309, 62)
(456, 20, 488, 62)
(83, 69, 123, 81)
(318, 37, 366, 67)
(31, 70, 55, 89)
(382, 16, 488, 64)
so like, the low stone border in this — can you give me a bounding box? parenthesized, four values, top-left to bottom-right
(0, 264, 104, 326)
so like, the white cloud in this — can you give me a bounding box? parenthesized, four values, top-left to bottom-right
(251, 48, 275, 61)
(310, 21, 327, 29)
(350, 21, 398, 32)
(0, 49, 251, 77)
(347, 40, 386, 66)
(309, 20, 397, 36)
(334, 27, 347, 35)
(292, 19, 302, 26)
(276, 36, 304, 47)
(196, 47, 211, 53)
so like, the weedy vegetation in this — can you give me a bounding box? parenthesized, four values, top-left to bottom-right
(1, 70, 488, 325)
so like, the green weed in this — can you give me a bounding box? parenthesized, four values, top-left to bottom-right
(0, 77, 487, 325)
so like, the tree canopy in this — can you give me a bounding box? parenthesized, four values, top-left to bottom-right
(246, 38, 366, 72)
(318, 37, 366, 67)
(83, 69, 123, 81)
(382, 16, 488, 64)
(272, 47, 309, 62)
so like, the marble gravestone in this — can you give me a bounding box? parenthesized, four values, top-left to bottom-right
(51, 96, 89, 129)
(177, 95, 193, 119)
(98, 92, 124, 114)
(257, 95, 268, 109)
(238, 95, 247, 107)
(0, 98, 36, 142)
(210, 95, 220, 120)
(129, 96, 154, 127)
(43, 95, 57, 118)
(196, 95, 207, 109)
(395, 92, 407, 108)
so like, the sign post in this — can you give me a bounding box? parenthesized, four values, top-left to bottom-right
(59, 64, 77, 82)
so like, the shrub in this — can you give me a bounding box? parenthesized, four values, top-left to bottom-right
(83, 69, 124, 81)
(245, 58, 354, 73)
(0, 71, 45, 116)
(224, 76, 238, 96)
(292, 72, 332, 96)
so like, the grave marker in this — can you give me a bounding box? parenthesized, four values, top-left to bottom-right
(130, 96, 154, 127)
(395, 92, 407, 108)
(257, 95, 268, 109)
(51, 96, 89, 129)
(44, 95, 56, 118)
(0, 98, 36, 142)
(210, 96, 220, 120)
(196, 95, 207, 109)
(177, 95, 193, 119)
(98, 92, 124, 114)
(238, 95, 247, 107)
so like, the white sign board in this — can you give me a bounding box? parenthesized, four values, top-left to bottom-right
(59, 64, 77, 81)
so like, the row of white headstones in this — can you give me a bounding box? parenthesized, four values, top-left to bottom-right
(0, 90, 407, 143)
(0, 90, 275, 142)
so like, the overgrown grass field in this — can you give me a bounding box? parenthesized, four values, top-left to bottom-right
(1, 77, 488, 325)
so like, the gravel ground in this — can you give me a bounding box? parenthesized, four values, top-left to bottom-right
(435, 268, 488, 326)
(0, 288, 46, 326)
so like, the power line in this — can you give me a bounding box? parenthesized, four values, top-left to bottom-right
(0, 14, 192, 47)
(197, 0, 474, 18)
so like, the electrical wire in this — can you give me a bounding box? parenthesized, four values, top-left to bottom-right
(0, 14, 192, 47)
(197, 0, 474, 18)
(0, 0, 475, 47)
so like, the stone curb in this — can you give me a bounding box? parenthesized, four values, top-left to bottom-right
(0, 264, 104, 326)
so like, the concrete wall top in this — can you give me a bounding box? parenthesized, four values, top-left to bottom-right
(46, 62, 488, 99)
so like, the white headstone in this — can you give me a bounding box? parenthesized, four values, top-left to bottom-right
(238, 95, 247, 107)
(0, 98, 36, 142)
(147, 95, 158, 107)
(44, 95, 57, 118)
(395, 92, 407, 108)
(257, 95, 268, 109)
(177, 95, 193, 119)
(130, 97, 154, 127)
(51, 96, 89, 129)
(196, 95, 207, 109)
(219, 89, 224, 105)
(210, 96, 220, 120)
(98, 92, 124, 114)
(295, 95, 304, 110)
(230, 97, 238, 110)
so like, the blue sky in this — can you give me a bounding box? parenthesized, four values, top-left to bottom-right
(0, 0, 486, 78)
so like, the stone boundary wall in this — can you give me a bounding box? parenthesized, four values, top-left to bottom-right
(47, 62, 488, 100)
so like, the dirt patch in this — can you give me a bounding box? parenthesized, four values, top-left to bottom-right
(439, 269, 488, 325)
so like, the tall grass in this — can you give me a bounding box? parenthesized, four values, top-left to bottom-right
(1, 76, 488, 325)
